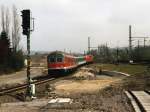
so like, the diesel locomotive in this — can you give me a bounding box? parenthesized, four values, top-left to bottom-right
(47, 51, 93, 74)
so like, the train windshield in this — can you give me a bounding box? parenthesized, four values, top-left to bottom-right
(49, 57, 55, 62)
(57, 57, 63, 62)
(48, 53, 63, 63)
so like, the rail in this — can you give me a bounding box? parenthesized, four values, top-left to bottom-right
(125, 91, 150, 112)
(0, 78, 55, 95)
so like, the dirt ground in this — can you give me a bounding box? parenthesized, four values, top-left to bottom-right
(0, 54, 47, 87)
(0, 68, 44, 86)
(0, 99, 48, 112)
(54, 79, 120, 95)
(0, 66, 133, 112)
(47, 67, 121, 95)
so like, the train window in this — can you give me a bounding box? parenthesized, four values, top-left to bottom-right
(48, 53, 63, 63)
(49, 58, 55, 62)
(57, 57, 63, 62)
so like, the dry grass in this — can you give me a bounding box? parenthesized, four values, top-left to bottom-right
(96, 63, 147, 75)
(121, 71, 150, 90)
(41, 86, 134, 112)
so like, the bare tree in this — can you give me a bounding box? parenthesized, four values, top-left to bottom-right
(12, 5, 20, 52)
(1, 5, 5, 31)
(5, 8, 10, 35)
(0, 6, 10, 36)
(0, 5, 20, 51)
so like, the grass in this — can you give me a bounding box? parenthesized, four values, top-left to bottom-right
(97, 63, 147, 75)
(122, 71, 150, 90)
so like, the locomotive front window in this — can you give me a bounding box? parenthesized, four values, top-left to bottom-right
(48, 53, 63, 63)
(57, 57, 63, 62)
(49, 58, 55, 62)
(56, 54, 63, 62)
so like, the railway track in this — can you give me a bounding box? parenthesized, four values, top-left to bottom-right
(125, 90, 150, 112)
(0, 65, 90, 96)
(0, 77, 55, 95)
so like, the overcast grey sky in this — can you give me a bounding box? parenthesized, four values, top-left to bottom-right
(1, 0, 150, 53)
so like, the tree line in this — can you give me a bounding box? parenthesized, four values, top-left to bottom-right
(90, 44, 150, 64)
(0, 5, 24, 72)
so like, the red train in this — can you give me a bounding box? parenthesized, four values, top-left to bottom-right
(47, 51, 93, 74)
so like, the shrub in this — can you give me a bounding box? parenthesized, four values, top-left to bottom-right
(10, 50, 24, 70)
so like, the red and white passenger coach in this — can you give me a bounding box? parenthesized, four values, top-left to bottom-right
(47, 51, 93, 74)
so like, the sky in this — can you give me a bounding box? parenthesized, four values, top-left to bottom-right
(1, 0, 150, 53)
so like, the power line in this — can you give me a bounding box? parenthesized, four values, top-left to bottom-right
(128, 25, 149, 60)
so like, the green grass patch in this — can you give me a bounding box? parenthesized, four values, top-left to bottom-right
(97, 64, 147, 75)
